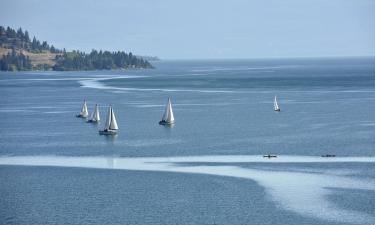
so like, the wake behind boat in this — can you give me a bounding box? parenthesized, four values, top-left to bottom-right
(99, 106, 118, 135)
(87, 104, 100, 123)
(274, 95, 280, 112)
(76, 100, 89, 118)
(159, 97, 175, 125)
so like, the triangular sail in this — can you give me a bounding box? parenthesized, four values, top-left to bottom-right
(162, 99, 169, 121)
(89, 110, 94, 120)
(274, 96, 280, 111)
(81, 100, 88, 117)
(104, 107, 111, 129)
(93, 104, 100, 121)
(109, 107, 118, 130)
(89, 104, 95, 121)
(166, 98, 174, 122)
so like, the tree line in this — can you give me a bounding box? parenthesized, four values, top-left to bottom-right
(0, 48, 32, 71)
(53, 50, 153, 71)
(0, 25, 154, 71)
(0, 26, 62, 53)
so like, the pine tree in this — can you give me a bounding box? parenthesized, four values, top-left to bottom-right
(0, 26, 5, 36)
(16, 28, 24, 39)
(24, 31, 30, 42)
(31, 36, 37, 50)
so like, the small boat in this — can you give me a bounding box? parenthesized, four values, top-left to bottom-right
(76, 100, 89, 118)
(159, 98, 175, 125)
(321, 154, 336, 157)
(274, 95, 280, 112)
(263, 154, 277, 158)
(87, 104, 100, 123)
(99, 106, 118, 135)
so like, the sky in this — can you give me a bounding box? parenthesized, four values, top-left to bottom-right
(0, 0, 374, 59)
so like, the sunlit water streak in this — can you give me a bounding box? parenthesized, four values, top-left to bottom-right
(77, 76, 375, 94)
(78, 77, 239, 93)
(1, 155, 375, 224)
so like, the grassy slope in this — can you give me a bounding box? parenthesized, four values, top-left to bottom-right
(0, 47, 58, 66)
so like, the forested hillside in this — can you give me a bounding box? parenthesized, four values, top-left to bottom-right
(0, 26, 153, 71)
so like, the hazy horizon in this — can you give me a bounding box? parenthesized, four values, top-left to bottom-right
(1, 0, 374, 59)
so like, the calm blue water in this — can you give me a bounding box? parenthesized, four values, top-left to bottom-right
(0, 58, 375, 225)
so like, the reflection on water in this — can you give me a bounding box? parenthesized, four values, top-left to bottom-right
(161, 123, 175, 129)
(103, 134, 118, 143)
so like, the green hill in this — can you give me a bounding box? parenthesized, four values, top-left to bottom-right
(0, 26, 153, 71)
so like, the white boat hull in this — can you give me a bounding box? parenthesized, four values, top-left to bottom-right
(76, 114, 88, 118)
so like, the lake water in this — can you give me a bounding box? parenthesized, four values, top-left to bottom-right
(0, 58, 375, 225)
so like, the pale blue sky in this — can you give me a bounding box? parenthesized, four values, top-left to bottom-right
(1, 0, 374, 59)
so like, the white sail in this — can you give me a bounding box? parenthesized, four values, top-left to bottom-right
(274, 96, 280, 111)
(89, 105, 94, 120)
(81, 100, 89, 117)
(99, 106, 117, 135)
(161, 98, 175, 123)
(104, 107, 111, 129)
(93, 104, 100, 121)
(109, 107, 118, 130)
(162, 99, 169, 121)
(166, 98, 174, 123)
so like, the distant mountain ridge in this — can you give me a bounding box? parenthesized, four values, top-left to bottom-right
(0, 26, 154, 71)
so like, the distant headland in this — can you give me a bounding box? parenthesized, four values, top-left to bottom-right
(0, 26, 154, 71)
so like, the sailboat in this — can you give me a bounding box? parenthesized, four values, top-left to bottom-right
(99, 106, 118, 135)
(159, 98, 175, 125)
(76, 100, 89, 118)
(87, 104, 100, 123)
(274, 95, 281, 112)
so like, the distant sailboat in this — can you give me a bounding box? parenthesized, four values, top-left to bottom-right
(274, 96, 280, 112)
(159, 98, 175, 125)
(87, 104, 100, 123)
(99, 106, 118, 135)
(76, 100, 89, 118)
